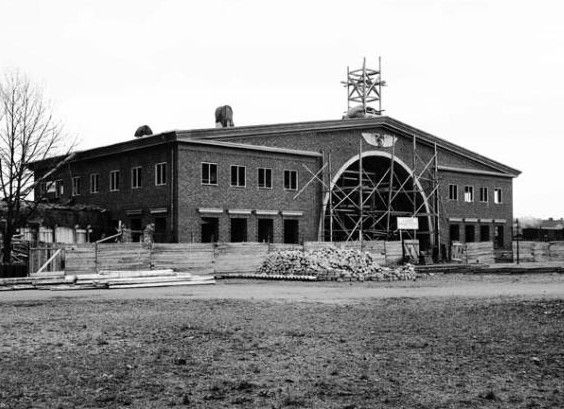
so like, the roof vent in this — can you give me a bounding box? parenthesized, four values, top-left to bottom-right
(134, 125, 153, 138)
(215, 105, 234, 128)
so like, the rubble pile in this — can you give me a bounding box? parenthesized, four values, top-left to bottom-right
(257, 248, 416, 281)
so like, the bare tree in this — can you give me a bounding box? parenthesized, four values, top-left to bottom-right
(0, 70, 73, 263)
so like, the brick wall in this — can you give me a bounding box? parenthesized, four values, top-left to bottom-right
(34, 144, 174, 241)
(175, 144, 322, 243)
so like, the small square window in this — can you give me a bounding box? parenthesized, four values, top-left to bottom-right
(448, 184, 458, 200)
(464, 186, 474, 202)
(155, 163, 166, 186)
(494, 188, 502, 204)
(72, 177, 81, 196)
(131, 167, 142, 189)
(479, 187, 488, 203)
(110, 170, 120, 192)
(231, 165, 246, 187)
(202, 163, 218, 185)
(284, 170, 298, 191)
(90, 174, 100, 193)
(258, 168, 272, 189)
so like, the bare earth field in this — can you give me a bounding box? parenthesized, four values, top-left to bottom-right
(1, 273, 563, 408)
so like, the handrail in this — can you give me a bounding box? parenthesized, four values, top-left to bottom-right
(35, 248, 62, 274)
(95, 232, 123, 244)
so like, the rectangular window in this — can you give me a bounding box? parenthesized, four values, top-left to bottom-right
(231, 165, 246, 187)
(155, 162, 166, 186)
(284, 170, 298, 190)
(257, 168, 272, 189)
(72, 176, 81, 196)
(131, 167, 142, 189)
(464, 186, 474, 202)
(55, 180, 64, 197)
(46, 180, 56, 193)
(110, 170, 120, 191)
(90, 174, 99, 193)
(494, 188, 502, 204)
(201, 162, 218, 185)
(479, 187, 488, 203)
(448, 184, 458, 200)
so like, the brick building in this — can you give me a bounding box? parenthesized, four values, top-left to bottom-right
(29, 116, 520, 252)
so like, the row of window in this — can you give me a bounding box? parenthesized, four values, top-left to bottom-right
(202, 162, 298, 190)
(448, 184, 503, 204)
(43, 163, 167, 196)
(201, 217, 300, 244)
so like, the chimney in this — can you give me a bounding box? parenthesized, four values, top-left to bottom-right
(215, 105, 234, 128)
(134, 125, 153, 138)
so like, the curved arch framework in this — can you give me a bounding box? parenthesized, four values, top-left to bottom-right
(323, 151, 434, 250)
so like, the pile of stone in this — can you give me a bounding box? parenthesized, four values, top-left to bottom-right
(257, 248, 416, 281)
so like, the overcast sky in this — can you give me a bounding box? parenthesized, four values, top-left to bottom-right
(1, 0, 562, 218)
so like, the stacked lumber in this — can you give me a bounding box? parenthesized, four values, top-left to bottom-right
(256, 248, 416, 281)
(0, 269, 215, 291)
(65, 269, 214, 289)
(214, 243, 269, 275)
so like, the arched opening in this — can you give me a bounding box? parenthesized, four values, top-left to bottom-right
(323, 151, 433, 250)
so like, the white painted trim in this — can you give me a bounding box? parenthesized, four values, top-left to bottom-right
(448, 218, 463, 222)
(320, 150, 433, 242)
(439, 165, 517, 178)
(281, 211, 304, 217)
(479, 218, 493, 223)
(255, 210, 278, 216)
(198, 207, 223, 214)
(494, 219, 507, 224)
(228, 209, 252, 215)
(150, 208, 168, 214)
(464, 218, 478, 223)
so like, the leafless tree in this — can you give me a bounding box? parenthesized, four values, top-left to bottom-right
(0, 70, 73, 263)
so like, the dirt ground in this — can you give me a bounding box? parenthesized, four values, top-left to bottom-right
(1, 273, 563, 408)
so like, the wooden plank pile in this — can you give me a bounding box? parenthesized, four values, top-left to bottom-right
(0, 269, 215, 291)
(256, 248, 416, 281)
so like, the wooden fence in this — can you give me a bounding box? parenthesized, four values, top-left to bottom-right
(58, 241, 405, 276)
(513, 241, 564, 262)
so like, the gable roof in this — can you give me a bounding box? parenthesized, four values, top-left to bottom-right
(178, 116, 520, 177)
(28, 116, 520, 177)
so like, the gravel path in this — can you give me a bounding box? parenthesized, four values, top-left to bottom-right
(1, 273, 563, 304)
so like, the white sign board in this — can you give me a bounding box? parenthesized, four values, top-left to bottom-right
(397, 217, 419, 230)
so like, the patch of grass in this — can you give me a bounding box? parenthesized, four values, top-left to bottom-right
(0, 294, 562, 408)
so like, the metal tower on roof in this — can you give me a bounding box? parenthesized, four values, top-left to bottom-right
(343, 57, 386, 116)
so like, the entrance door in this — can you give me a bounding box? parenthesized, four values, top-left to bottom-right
(154, 217, 167, 243)
(257, 218, 273, 243)
(230, 218, 247, 242)
(129, 218, 142, 243)
(494, 224, 504, 249)
(283, 219, 299, 244)
(201, 217, 219, 242)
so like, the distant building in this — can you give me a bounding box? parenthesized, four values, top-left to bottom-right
(28, 116, 520, 253)
(522, 218, 564, 241)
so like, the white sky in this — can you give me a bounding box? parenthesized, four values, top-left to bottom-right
(1, 0, 562, 218)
